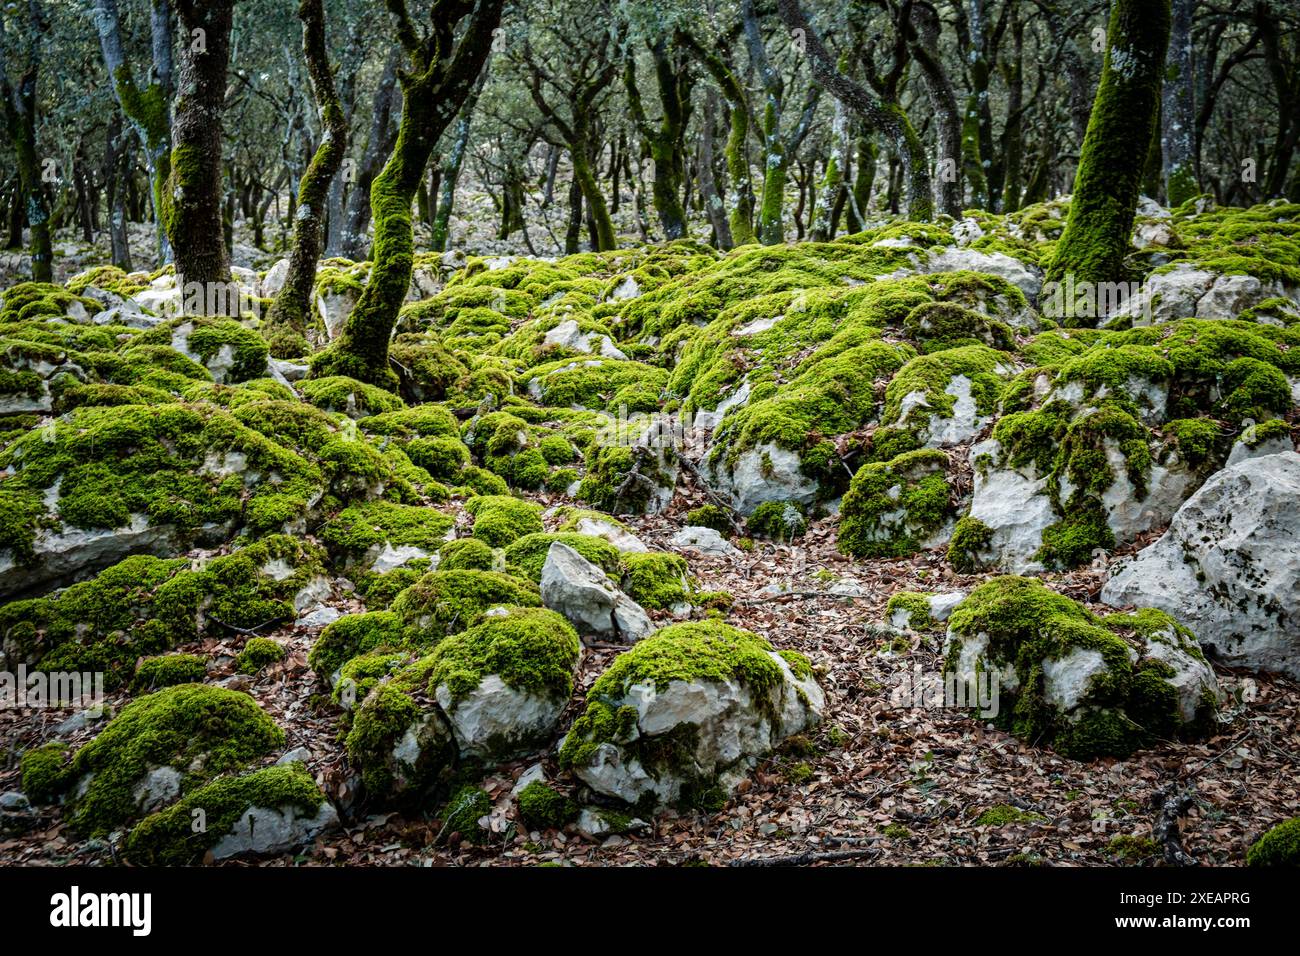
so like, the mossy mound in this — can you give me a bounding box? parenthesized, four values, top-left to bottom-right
(465, 494, 544, 547)
(319, 499, 454, 565)
(838, 450, 955, 558)
(300, 375, 405, 419)
(123, 763, 332, 865)
(943, 577, 1218, 760)
(308, 610, 416, 682)
(747, 501, 807, 541)
(618, 552, 692, 609)
(437, 537, 500, 572)
(236, 637, 286, 674)
(131, 653, 208, 693)
(1246, 818, 1300, 867)
(516, 780, 578, 830)
(136, 316, 269, 383)
(63, 684, 285, 835)
(389, 568, 541, 642)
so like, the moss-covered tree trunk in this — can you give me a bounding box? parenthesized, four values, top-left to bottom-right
(1161, 0, 1198, 206)
(810, 98, 847, 241)
(166, 0, 235, 303)
(0, 5, 52, 282)
(313, 0, 503, 389)
(1047, 0, 1172, 287)
(909, 2, 963, 218)
(334, 47, 400, 260)
(265, 0, 349, 356)
(93, 0, 173, 266)
(625, 39, 691, 241)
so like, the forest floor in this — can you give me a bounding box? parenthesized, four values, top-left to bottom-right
(2, 461, 1293, 868)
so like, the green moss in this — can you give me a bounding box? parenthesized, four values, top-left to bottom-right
(438, 537, 499, 572)
(1164, 417, 1223, 468)
(390, 569, 541, 641)
(405, 435, 471, 481)
(516, 781, 578, 830)
(975, 804, 1046, 827)
(903, 301, 1016, 353)
(131, 654, 208, 693)
(686, 504, 733, 534)
(354, 567, 424, 609)
(947, 516, 994, 573)
(503, 532, 620, 581)
(20, 742, 70, 804)
(838, 450, 954, 558)
(1108, 834, 1159, 862)
(881, 345, 1010, 436)
(334, 650, 409, 708)
(320, 500, 454, 561)
(236, 637, 285, 674)
(441, 786, 491, 843)
(123, 763, 327, 865)
(65, 684, 285, 835)
(465, 494, 544, 547)
(619, 552, 692, 610)
(138, 317, 269, 382)
(522, 358, 668, 414)
(1247, 818, 1300, 867)
(747, 501, 807, 541)
(578, 444, 675, 514)
(300, 376, 405, 419)
(886, 591, 937, 631)
(308, 611, 415, 680)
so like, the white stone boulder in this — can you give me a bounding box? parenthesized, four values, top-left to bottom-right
(540, 542, 654, 643)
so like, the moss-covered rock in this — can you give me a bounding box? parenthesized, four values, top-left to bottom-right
(942, 577, 1218, 759)
(465, 494, 543, 547)
(618, 552, 692, 610)
(319, 499, 454, 570)
(131, 653, 208, 693)
(747, 500, 807, 541)
(308, 611, 416, 683)
(1247, 818, 1300, 867)
(559, 620, 823, 809)
(516, 780, 578, 830)
(123, 763, 336, 864)
(503, 532, 620, 581)
(236, 637, 285, 674)
(389, 568, 541, 642)
(838, 450, 956, 557)
(63, 684, 285, 835)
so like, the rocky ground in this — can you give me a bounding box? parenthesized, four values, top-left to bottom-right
(1, 193, 1298, 868)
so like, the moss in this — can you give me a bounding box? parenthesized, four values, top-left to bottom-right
(438, 537, 499, 572)
(619, 552, 692, 610)
(20, 742, 70, 804)
(881, 345, 1010, 436)
(686, 504, 733, 535)
(516, 781, 578, 830)
(420, 607, 580, 707)
(299, 376, 405, 419)
(454, 465, 511, 497)
(320, 500, 454, 561)
(1164, 417, 1223, 468)
(838, 450, 954, 558)
(1108, 834, 1159, 862)
(559, 620, 809, 800)
(441, 786, 491, 843)
(137, 317, 269, 382)
(1242, 418, 1292, 448)
(747, 501, 807, 541)
(390, 569, 541, 641)
(887, 591, 937, 631)
(578, 443, 675, 514)
(975, 804, 1046, 827)
(1219, 357, 1291, 421)
(945, 576, 1211, 760)
(405, 435, 470, 480)
(354, 567, 423, 609)
(308, 611, 415, 680)
(947, 516, 994, 573)
(1247, 818, 1300, 867)
(65, 684, 285, 835)
(123, 763, 327, 865)
(334, 650, 409, 709)
(236, 637, 286, 674)
(465, 494, 544, 547)
(360, 404, 459, 440)
(522, 358, 668, 414)
(503, 532, 620, 581)
(903, 301, 1016, 353)
(131, 654, 208, 693)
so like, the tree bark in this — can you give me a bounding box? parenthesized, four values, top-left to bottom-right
(335, 46, 400, 260)
(431, 66, 487, 252)
(0, 2, 52, 282)
(1161, 0, 1198, 206)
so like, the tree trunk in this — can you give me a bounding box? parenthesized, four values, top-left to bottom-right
(810, 99, 846, 241)
(104, 116, 133, 270)
(431, 67, 486, 252)
(312, 0, 502, 389)
(166, 0, 234, 304)
(698, 89, 733, 250)
(1161, 0, 1198, 206)
(335, 46, 400, 260)
(265, 0, 349, 356)
(1048, 0, 1172, 292)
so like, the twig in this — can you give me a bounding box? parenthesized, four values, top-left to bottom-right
(729, 847, 880, 867)
(676, 456, 743, 532)
(209, 617, 283, 637)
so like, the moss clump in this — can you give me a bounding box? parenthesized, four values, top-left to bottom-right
(903, 301, 1016, 353)
(405, 435, 471, 481)
(619, 552, 692, 610)
(441, 786, 491, 843)
(390, 569, 541, 641)
(236, 637, 285, 674)
(422, 607, 580, 708)
(522, 357, 668, 413)
(319, 500, 454, 561)
(122, 763, 328, 865)
(516, 781, 579, 830)
(838, 450, 953, 558)
(1164, 417, 1223, 468)
(503, 532, 620, 581)
(975, 804, 1046, 827)
(559, 621, 811, 805)
(947, 516, 994, 573)
(454, 465, 510, 497)
(886, 591, 937, 631)
(308, 611, 415, 680)
(578, 443, 675, 515)
(354, 567, 423, 609)
(65, 684, 285, 835)
(1246, 818, 1300, 867)
(1108, 834, 1159, 862)
(438, 537, 499, 572)
(20, 742, 70, 804)
(137, 317, 269, 383)
(747, 501, 807, 541)
(685, 504, 733, 535)
(299, 375, 405, 419)
(334, 650, 408, 709)
(465, 495, 544, 547)
(131, 654, 208, 693)
(945, 577, 1214, 760)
